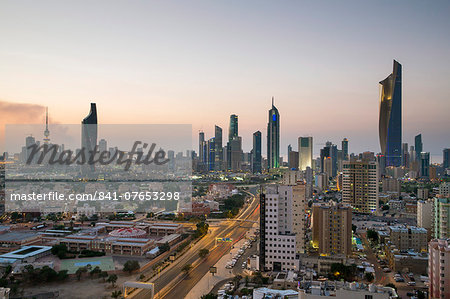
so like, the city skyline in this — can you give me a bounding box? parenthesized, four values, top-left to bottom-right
(1, 1, 450, 161)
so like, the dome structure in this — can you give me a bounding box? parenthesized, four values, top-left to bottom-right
(109, 227, 146, 238)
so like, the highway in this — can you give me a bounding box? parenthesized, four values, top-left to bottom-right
(128, 190, 260, 299)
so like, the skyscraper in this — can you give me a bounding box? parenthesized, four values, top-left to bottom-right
(379, 60, 402, 167)
(267, 97, 280, 170)
(415, 134, 423, 162)
(252, 131, 262, 173)
(401, 142, 409, 167)
(298, 137, 313, 170)
(342, 138, 348, 160)
(420, 152, 430, 178)
(214, 125, 223, 171)
(81, 103, 97, 174)
(443, 148, 449, 169)
(287, 144, 292, 166)
(43, 107, 50, 144)
(228, 114, 238, 142)
(342, 160, 379, 213)
(198, 131, 204, 162)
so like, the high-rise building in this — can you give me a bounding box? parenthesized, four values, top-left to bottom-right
(260, 181, 304, 271)
(434, 197, 450, 239)
(198, 131, 205, 169)
(228, 114, 238, 142)
(417, 200, 433, 233)
(25, 135, 37, 164)
(312, 202, 352, 256)
(287, 144, 292, 166)
(379, 60, 402, 167)
(267, 97, 280, 170)
(444, 148, 450, 169)
(401, 143, 409, 167)
(320, 142, 338, 177)
(207, 137, 215, 171)
(415, 134, 423, 162)
(81, 103, 98, 175)
(227, 136, 242, 172)
(214, 125, 223, 171)
(98, 139, 107, 153)
(420, 152, 430, 178)
(43, 107, 50, 144)
(298, 137, 313, 171)
(252, 131, 262, 174)
(428, 239, 450, 299)
(288, 151, 299, 170)
(342, 138, 348, 160)
(342, 160, 379, 213)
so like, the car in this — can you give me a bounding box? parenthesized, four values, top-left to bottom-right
(395, 277, 404, 282)
(407, 281, 416, 286)
(382, 268, 391, 273)
(408, 272, 414, 278)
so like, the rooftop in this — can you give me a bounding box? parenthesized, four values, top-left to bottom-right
(0, 246, 52, 260)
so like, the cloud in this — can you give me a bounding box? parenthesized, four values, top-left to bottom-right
(0, 100, 47, 153)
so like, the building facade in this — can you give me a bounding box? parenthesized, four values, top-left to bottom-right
(379, 60, 402, 167)
(342, 160, 379, 213)
(312, 202, 352, 256)
(429, 239, 450, 299)
(267, 97, 280, 170)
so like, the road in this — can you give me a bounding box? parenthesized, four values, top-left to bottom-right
(360, 232, 427, 299)
(128, 191, 260, 299)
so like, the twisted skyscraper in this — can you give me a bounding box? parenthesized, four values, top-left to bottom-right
(379, 60, 402, 167)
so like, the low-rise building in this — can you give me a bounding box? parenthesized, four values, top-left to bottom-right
(388, 225, 427, 252)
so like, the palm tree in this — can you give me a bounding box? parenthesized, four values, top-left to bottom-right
(182, 264, 192, 277)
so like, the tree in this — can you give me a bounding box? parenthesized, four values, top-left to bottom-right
(366, 229, 379, 243)
(107, 274, 118, 287)
(198, 248, 209, 259)
(111, 290, 122, 298)
(75, 267, 87, 281)
(182, 264, 192, 276)
(364, 272, 374, 282)
(57, 270, 69, 281)
(352, 224, 357, 233)
(99, 271, 109, 282)
(123, 260, 140, 274)
(159, 242, 170, 253)
(90, 266, 102, 278)
(382, 205, 389, 211)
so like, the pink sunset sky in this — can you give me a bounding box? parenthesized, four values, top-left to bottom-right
(1, 1, 449, 161)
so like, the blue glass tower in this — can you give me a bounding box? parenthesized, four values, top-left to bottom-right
(379, 60, 402, 167)
(267, 97, 280, 170)
(252, 131, 262, 173)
